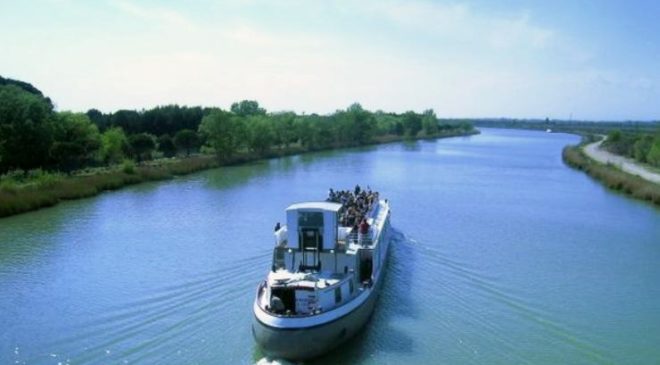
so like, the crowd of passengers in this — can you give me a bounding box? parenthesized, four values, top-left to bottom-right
(327, 185, 379, 230)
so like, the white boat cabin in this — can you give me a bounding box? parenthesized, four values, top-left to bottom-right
(260, 200, 386, 317)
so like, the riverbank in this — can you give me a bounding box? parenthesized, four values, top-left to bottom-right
(563, 144, 660, 206)
(0, 129, 478, 218)
(583, 140, 660, 184)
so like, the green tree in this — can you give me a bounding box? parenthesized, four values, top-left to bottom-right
(607, 130, 622, 143)
(110, 110, 142, 134)
(604, 130, 636, 157)
(245, 115, 275, 155)
(293, 117, 313, 149)
(50, 112, 101, 172)
(230, 100, 266, 117)
(421, 109, 439, 135)
(0, 76, 53, 105)
(271, 112, 297, 148)
(86, 108, 109, 131)
(157, 134, 177, 158)
(344, 103, 376, 145)
(373, 111, 401, 136)
(633, 135, 654, 163)
(174, 129, 200, 156)
(100, 127, 129, 164)
(459, 121, 474, 131)
(647, 137, 660, 167)
(402, 111, 422, 137)
(393, 121, 404, 136)
(128, 133, 156, 162)
(312, 116, 335, 149)
(198, 109, 245, 160)
(0, 85, 54, 172)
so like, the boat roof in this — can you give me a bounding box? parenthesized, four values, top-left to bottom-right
(286, 201, 343, 212)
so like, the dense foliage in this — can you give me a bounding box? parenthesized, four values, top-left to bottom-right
(0, 77, 474, 176)
(51, 112, 101, 172)
(602, 130, 660, 167)
(0, 84, 54, 172)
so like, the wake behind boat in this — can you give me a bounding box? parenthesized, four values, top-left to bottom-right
(252, 187, 392, 360)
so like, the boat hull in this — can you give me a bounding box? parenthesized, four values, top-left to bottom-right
(252, 285, 379, 360)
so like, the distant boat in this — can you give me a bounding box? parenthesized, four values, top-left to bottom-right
(546, 128, 552, 133)
(252, 191, 392, 360)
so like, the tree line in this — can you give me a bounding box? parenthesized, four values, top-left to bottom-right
(0, 76, 474, 174)
(474, 118, 660, 135)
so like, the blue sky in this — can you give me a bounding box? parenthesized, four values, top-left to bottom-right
(1, 0, 658, 120)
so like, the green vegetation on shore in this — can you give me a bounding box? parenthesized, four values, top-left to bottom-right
(601, 130, 660, 168)
(0, 76, 476, 217)
(0, 156, 217, 217)
(563, 144, 660, 206)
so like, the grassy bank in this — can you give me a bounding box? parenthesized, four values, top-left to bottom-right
(563, 145, 660, 206)
(0, 155, 220, 218)
(0, 129, 478, 218)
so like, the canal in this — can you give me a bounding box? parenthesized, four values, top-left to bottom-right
(1, 128, 659, 364)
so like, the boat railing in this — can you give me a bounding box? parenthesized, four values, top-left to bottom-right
(358, 232, 373, 246)
(368, 202, 380, 220)
(347, 230, 358, 244)
(347, 230, 373, 246)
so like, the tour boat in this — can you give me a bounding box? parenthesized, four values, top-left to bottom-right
(252, 189, 392, 360)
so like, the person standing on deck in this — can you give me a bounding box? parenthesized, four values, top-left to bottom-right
(358, 218, 370, 246)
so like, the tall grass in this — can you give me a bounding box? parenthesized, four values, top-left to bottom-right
(563, 145, 660, 206)
(0, 155, 219, 218)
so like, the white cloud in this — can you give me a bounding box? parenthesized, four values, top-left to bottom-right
(109, 0, 197, 30)
(220, 25, 327, 51)
(487, 12, 554, 50)
(350, 0, 556, 51)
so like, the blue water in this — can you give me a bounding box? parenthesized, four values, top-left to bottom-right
(1, 128, 659, 364)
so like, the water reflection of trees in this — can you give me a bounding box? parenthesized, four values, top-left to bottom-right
(202, 144, 381, 191)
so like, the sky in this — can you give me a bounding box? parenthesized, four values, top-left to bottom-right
(1, 0, 659, 120)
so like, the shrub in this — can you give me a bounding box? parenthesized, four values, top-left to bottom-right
(122, 159, 136, 174)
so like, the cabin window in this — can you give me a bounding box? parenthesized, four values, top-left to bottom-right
(298, 212, 323, 227)
(334, 287, 342, 304)
(349, 279, 354, 294)
(299, 211, 324, 251)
